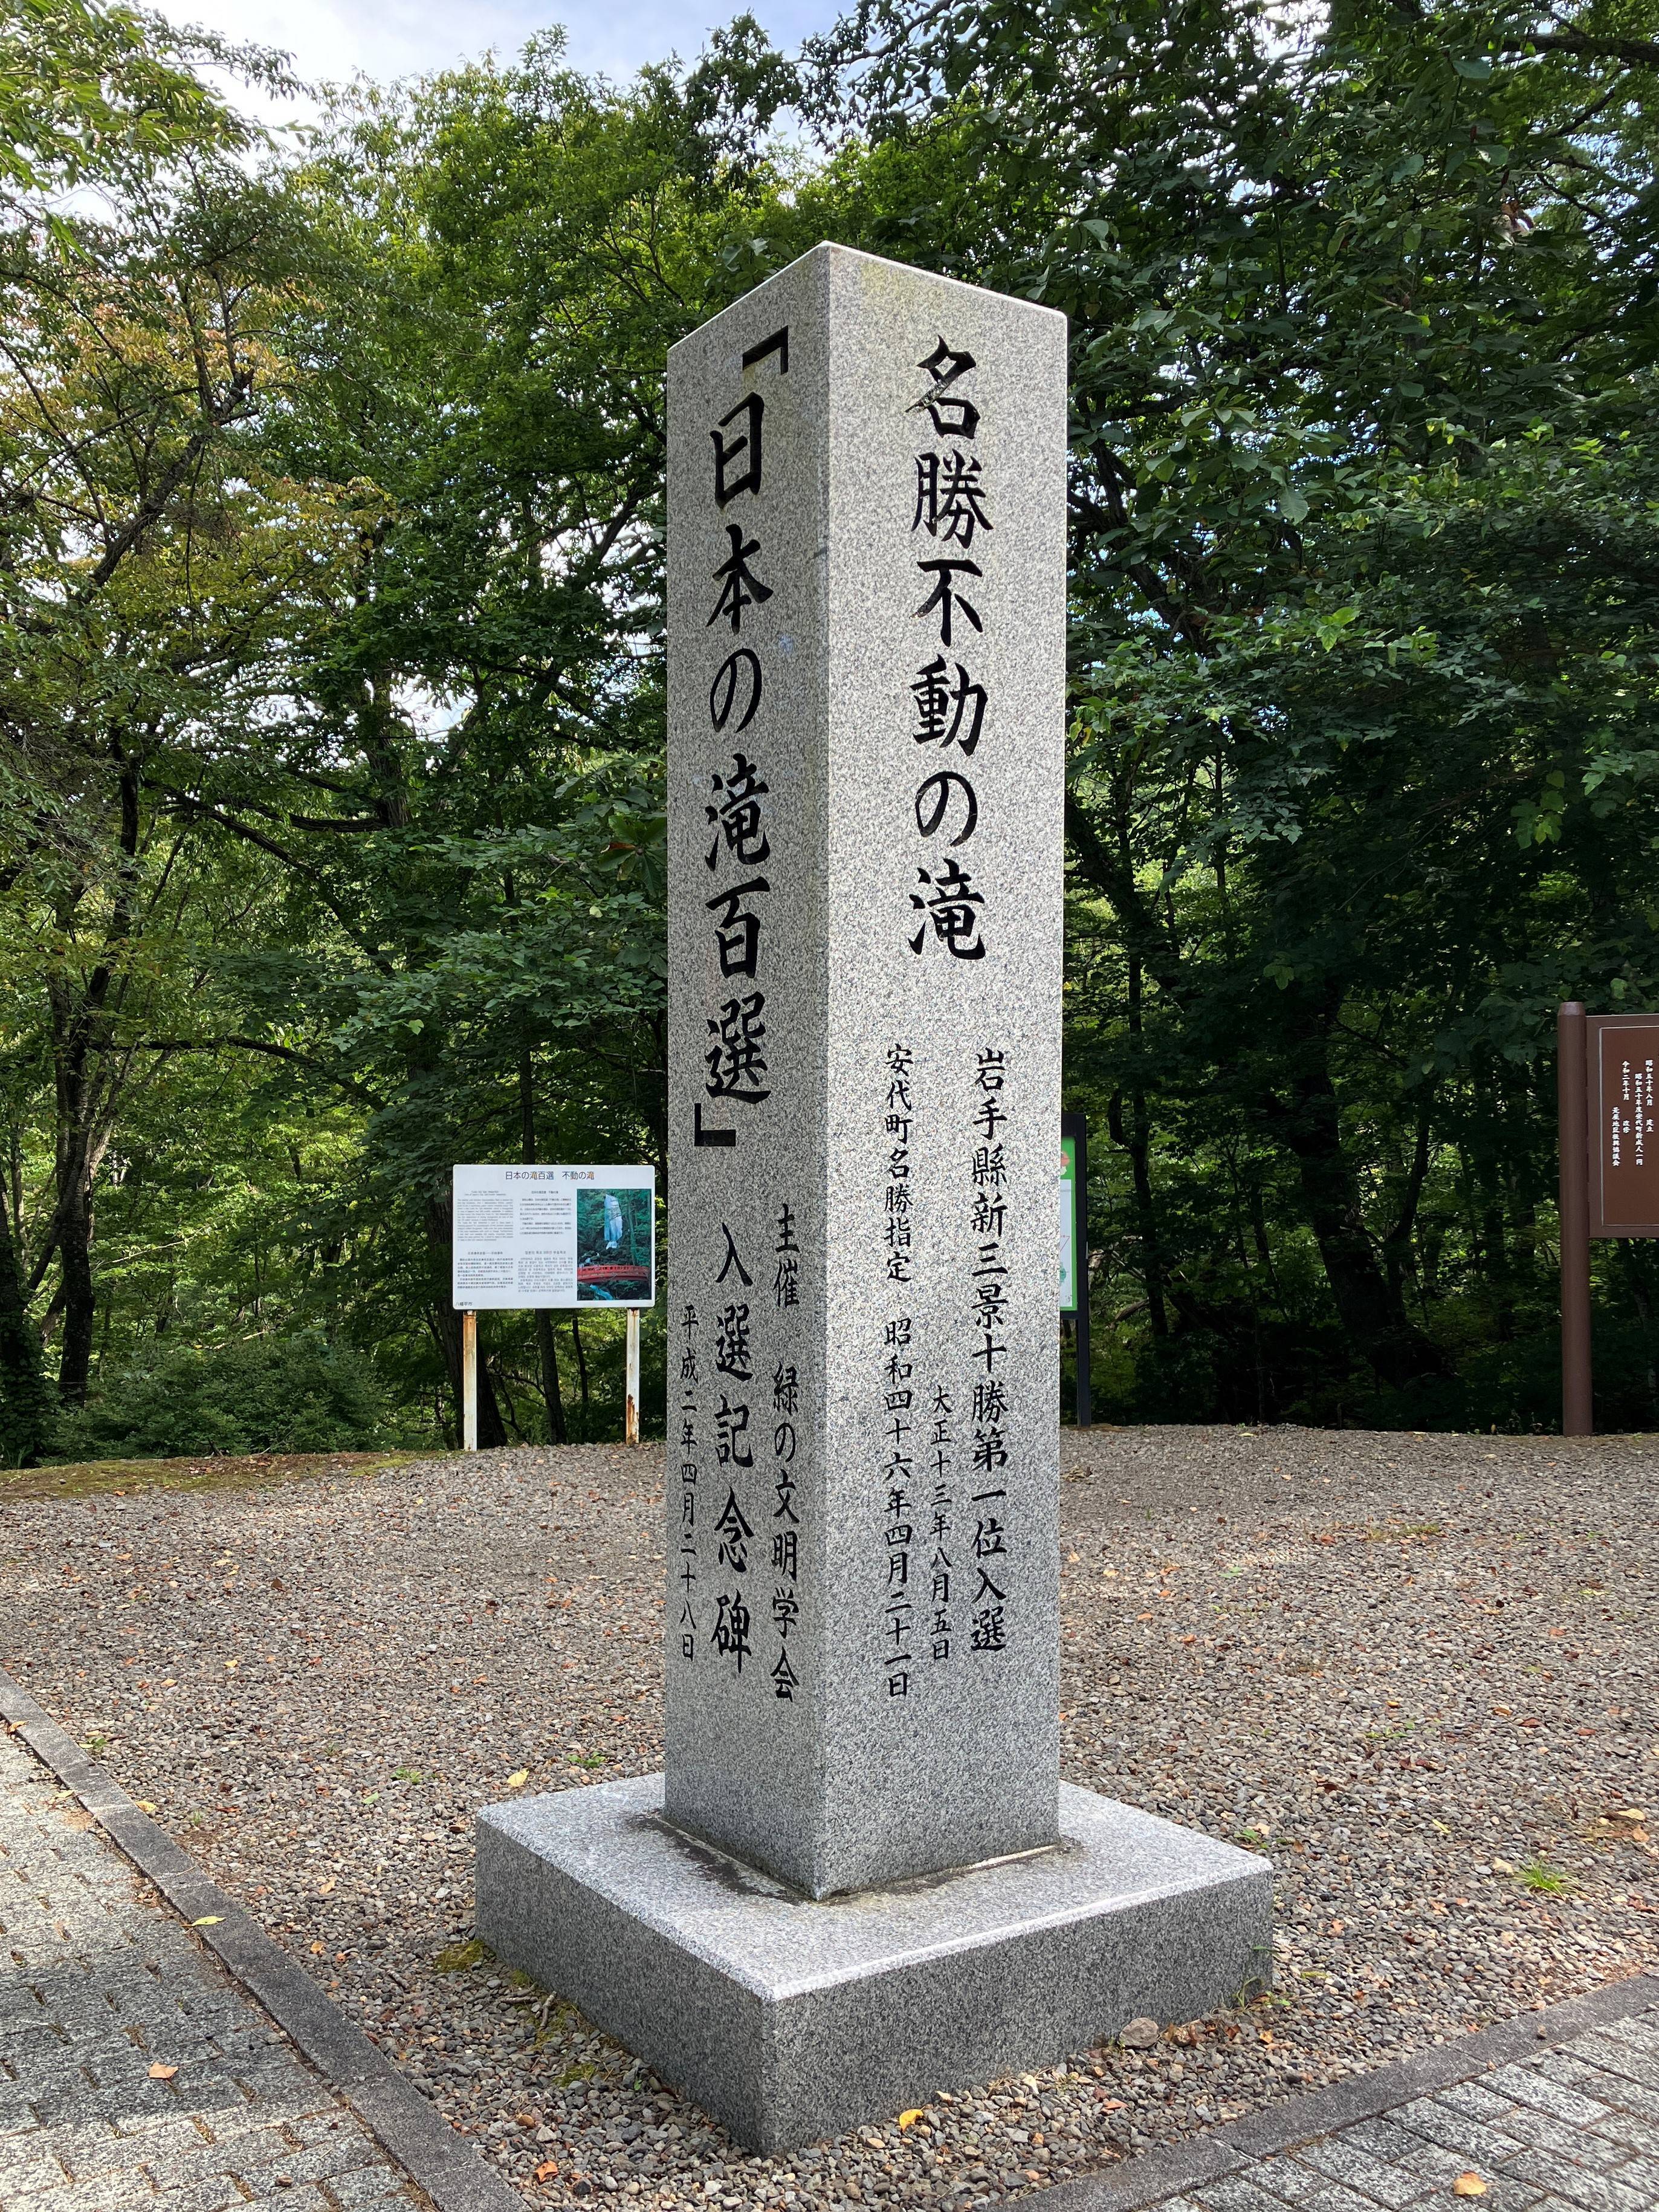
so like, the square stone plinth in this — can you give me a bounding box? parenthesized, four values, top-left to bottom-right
(476, 1776, 1272, 2152)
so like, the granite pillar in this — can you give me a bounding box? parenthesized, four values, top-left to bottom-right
(477, 243, 1271, 2149)
(662, 240, 1067, 1898)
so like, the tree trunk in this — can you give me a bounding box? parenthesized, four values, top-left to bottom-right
(56, 1178, 95, 1404)
(1107, 1086, 1169, 1336)
(1380, 1100, 1434, 1315)
(47, 978, 102, 1406)
(1617, 1242, 1659, 1415)
(1266, 1038, 1446, 1389)
(535, 1311, 567, 1445)
(0, 1204, 52, 1465)
(1106, 950, 1169, 1337)
(519, 1045, 566, 1444)
(571, 1312, 590, 1416)
(44, 757, 143, 1406)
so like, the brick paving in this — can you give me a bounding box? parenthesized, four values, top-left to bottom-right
(0, 1722, 418, 2211)
(1131, 2005, 1659, 2212)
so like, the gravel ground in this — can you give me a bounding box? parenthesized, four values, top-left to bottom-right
(0, 1425, 1654, 2210)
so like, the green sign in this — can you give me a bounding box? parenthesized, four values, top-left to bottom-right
(1059, 1134, 1079, 1314)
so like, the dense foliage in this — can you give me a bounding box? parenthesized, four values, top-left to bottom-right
(1, 0, 1656, 1459)
(797, 0, 1659, 1425)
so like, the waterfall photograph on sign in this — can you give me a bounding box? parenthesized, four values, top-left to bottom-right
(575, 1186, 655, 1303)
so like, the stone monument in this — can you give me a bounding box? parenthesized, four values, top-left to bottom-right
(476, 242, 1270, 2152)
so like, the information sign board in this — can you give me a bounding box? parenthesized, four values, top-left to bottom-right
(451, 1164, 656, 1311)
(1588, 1014, 1659, 1238)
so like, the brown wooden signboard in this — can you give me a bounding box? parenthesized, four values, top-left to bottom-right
(1558, 1002, 1659, 1436)
(1587, 1014, 1659, 1237)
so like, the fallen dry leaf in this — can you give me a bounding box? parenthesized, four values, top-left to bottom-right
(137, 1800, 157, 1814)
(534, 2161, 558, 2183)
(147, 2063, 177, 2081)
(1452, 2175, 1488, 2198)
(897, 2109, 923, 2129)
(508, 1768, 529, 1789)
(191, 1916, 222, 1927)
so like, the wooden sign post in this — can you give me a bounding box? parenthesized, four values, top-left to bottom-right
(1558, 1001, 1659, 1435)
(1060, 1111, 1091, 1428)
(461, 1310, 479, 1453)
(624, 1308, 641, 1447)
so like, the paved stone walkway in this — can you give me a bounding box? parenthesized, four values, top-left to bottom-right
(1137, 2007, 1659, 2212)
(0, 1722, 417, 2211)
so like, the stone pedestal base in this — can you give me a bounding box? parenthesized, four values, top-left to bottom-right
(475, 1777, 1272, 2152)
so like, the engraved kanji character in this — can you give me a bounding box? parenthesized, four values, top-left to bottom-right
(707, 879, 769, 978)
(711, 393, 763, 505)
(705, 753, 770, 870)
(714, 1401, 753, 1471)
(706, 993, 769, 1104)
(910, 337, 979, 439)
(714, 1591, 752, 1671)
(913, 450, 991, 546)
(915, 557, 983, 647)
(714, 1484, 754, 1570)
(714, 1302, 752, 1381)
(909, 857, 986, 961)
(708, 524, 773, 633)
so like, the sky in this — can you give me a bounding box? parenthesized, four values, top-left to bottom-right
(146, 0, 833, 106)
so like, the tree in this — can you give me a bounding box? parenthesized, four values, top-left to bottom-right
(0, 25, 362, 1424)
(102, 31, 803, 1442)
(0, 0, 276, 212)
(801, 0, 1659, 1418)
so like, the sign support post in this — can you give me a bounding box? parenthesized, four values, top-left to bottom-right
(1558, 1001, 1593, 1436)
(1061, 1111, 1091, 1429)
(461, 1310, 479, 1454)
(624, 1309, 641, 1446)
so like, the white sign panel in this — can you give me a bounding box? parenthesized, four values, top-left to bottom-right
(451, 1164, 656, 1311)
